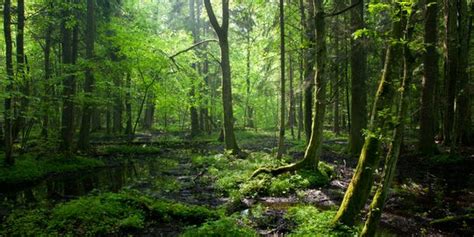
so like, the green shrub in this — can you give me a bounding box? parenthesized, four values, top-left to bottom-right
(181, 217, 258, 237)
(285, 205, 356, 237)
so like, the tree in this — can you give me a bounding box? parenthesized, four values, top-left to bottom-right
(349, 0, 368, 157)
(333, 2, 405, 226)
(60, 0, 77, 153)
(419, 0, 439, 154)
(204, 0, 241, 154)
(78, 0, 97, 151)
(251, 0, 327, 176)
(276, 0, 286, 159)
(3, 0, 14, 165)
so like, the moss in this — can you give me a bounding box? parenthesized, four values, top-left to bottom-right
(2, 191, 218, 236)
(98, 145, 161, 155)
(0, 153, 104, 185)
(285, 205, 356, 237)
(181, 217, 258, 237)
(429, 154, 465, 165)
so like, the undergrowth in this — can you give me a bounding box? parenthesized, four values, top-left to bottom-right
(1, 191, 218, 236)
(0, 153, 104, 185)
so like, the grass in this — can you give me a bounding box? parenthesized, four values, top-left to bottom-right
(0, 153, 105, 185)
(2, 191, 219, 236)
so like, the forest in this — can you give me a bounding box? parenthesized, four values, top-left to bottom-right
(0, 0, 473, 236)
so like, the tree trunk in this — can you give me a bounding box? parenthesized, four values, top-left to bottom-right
(361, 10, 415, 235)
(443, 0, 458, 146)
(189, 0, 200, 137)
(125, 73, 133, 138)
(301, 0, 326, 169)
(13, 0, 27, 143)
(78, 0, 96, 151)
(42, 23, 53, 139)
(204, 0, 241, 154)
(60, 1, 76, 153)
(276, 0, 286, 159)
(333, 4, 404, 226)
(303, 0, 316, 143)
(419, 0, 439, 154)
(3, 0, 14, 165)
(113, 77, 123, 133)
(349, 0, 368, 157)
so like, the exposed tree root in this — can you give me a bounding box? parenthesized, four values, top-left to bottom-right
(250, 160, 308, 178)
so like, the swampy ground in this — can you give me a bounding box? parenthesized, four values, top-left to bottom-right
(0, 130, 473, 236)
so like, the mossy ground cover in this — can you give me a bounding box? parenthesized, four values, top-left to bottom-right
(0, 153, 104, 186)
(2, 191, 219, 236)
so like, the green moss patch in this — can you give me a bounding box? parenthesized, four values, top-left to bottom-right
(0, 154, 104, 185)
(181, 216, 258, 237)
(2, 191, 218, 236)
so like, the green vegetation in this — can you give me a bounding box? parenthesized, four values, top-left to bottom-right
(285, 205, 356, 237)
(0, 154, 104, 185)
(98, 145, 161, 156)
(198, 152, 334, 199)
(182, 217, 258, 237)
(2, 191, 218, 236)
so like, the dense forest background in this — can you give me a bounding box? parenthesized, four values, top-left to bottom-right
(0, 0, 473, 236)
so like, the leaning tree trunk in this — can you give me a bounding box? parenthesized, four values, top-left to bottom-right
(204, 0, 241, 154)
(276, 0, 286, 159)
(3, 0, 14, 165)
(361, 8, 415, 235)
(333, 3, 404, 226)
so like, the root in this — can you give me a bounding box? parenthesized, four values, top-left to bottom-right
(250, 161, 306, 179)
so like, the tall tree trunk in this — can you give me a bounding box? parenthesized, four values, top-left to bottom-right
(301, 0, 326, 168)
(204, 0, 241, 154)
(443, 0, 458, 146)
(303, 0, 316, 143)
(454, 0, 471, 146)
(42, 23, 53, 139)
(289, 57, 296, 139)
(78, 0, 96, 151)
(3, 0, 14, 165)
(189, 0, 200, 137)
(13, 0, 27, 143)
(125, 73, 133, 138)
(361, 9, 416, 235)
(113, 77, 123, 133)
(419, 0, 439, 154)
(276, 0, 286, 159)
(349, 0, 368, 157)
(60, 1, 76, 153)
(334, 4, 404, 226)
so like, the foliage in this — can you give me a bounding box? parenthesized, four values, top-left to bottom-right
(285, 205, 357, 237)
(200, 152, 334, 199)
(2, 191, 218, 236)
(181, 216, 258, 237)
(0, 153, 104, 185)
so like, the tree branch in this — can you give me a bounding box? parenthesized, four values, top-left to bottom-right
(324, 0, 362, 18)
(204, 0, 222, 36)
(169, 39, 218, 59)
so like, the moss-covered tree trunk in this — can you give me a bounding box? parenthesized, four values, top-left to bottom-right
(303, 0, 316, 143)
(361, 8, 415, 235)
(333, 3, 404, 226)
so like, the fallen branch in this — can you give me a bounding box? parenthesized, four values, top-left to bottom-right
(250, 160, 307, 178)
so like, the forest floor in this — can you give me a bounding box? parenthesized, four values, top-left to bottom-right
(0, 130, 473, 236)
